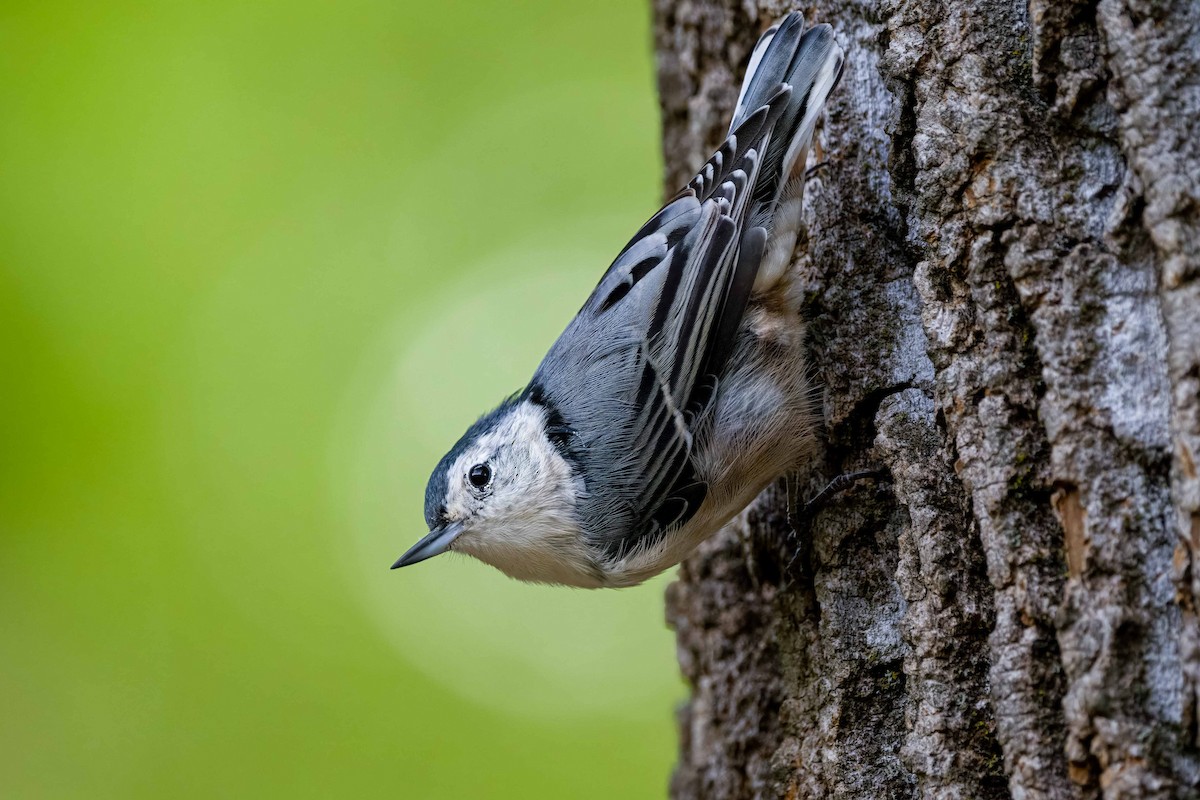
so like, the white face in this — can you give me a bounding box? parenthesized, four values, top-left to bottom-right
(434, 400, 603, 587)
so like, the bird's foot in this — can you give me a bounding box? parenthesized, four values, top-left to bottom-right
(804, 161, 831, 181)
(738, 522, 763, 592)
(787, 468, 887, 537)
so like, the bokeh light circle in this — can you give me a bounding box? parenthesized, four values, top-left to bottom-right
(331, 232, 682, 722)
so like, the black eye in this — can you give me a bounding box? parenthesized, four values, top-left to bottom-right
(468, 463, 491, 489)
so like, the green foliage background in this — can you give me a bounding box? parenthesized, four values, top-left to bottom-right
(0, 2, 682, 796)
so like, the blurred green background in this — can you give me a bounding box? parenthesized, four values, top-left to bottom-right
(0, 1, 684, 797)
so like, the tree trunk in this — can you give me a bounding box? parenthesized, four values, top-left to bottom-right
(654, 1, 1200, 798)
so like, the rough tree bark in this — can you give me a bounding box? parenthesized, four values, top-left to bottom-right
(654, 1, 1200, 798)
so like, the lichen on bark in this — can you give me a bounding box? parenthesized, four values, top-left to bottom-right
(655, 1, 1200, 798)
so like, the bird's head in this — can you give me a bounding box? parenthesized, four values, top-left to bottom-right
(393, 396, 603, 587)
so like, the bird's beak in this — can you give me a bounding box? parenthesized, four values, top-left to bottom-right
(391, 521, 465, 569)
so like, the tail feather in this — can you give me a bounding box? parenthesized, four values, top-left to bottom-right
(729, 15, 844, 214)
(730, 19, 790, 132)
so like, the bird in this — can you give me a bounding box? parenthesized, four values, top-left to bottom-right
(393, 13, 845, 588)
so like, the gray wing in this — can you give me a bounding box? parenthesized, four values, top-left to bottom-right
(526, 94, 787, 559)
(523, 16, 843, 559)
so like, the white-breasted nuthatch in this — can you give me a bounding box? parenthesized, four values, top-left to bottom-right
(393, 14, 845, 587)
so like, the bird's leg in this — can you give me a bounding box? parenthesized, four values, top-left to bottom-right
(783, 471, 812, 581)
(786, 471, 804, 540)
(738, 521, 762, 592)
